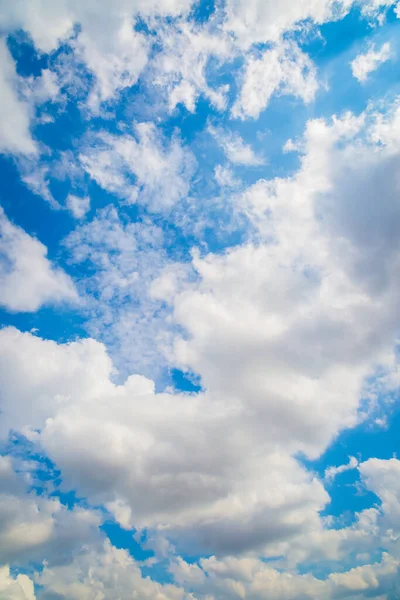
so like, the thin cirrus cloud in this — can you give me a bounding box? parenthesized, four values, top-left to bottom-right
(208, 124, 265, 165)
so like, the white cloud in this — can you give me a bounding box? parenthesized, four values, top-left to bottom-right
(214, 165, 240, 188)
(0, 39, 64, 158)
(5, 537, 399, 600)
(3, 454, 397, 600)
(0, 38, 37, 156)
(0, 456, 102, 566)
(80, 122, 196, 212)
(3, 100, 400, 563)
(167, 103, 400, 545)
(0, 0, 395, 124)
(18, 161, 59, 208)
(325, 456, 359, 482)
(0, 326, 330, 558)
(232, 42, 318, 120)
(66, 194, 90, 219)
(0, 565, 35, 600)
(152, 21, 232, 113)
(169, 552, 400, 600)
(0, 0, 194, 110)
(359, 457, 400, 536)
(223, 0, 397, 48)
(351, 42, 392, 82)
(63, 205, 178, 377)
(35, 540, 194, 600)
(25, 68, 60, 104)
(73, 17, 148, 111)
(0, 208, 77, 312)
(209, 125, 264, 165)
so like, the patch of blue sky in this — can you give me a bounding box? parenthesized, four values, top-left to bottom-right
(101, 522, 156, 562)
(306, 5, 400, 117)
(300, 399, 400, 523)
(170, 367, 203, 392)
(7, 31, 49, 77)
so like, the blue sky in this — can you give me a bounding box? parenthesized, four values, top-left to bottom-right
(1, 0, 400, 598)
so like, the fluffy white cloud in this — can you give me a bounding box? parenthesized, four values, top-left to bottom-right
(152, 21, 231, 113)
(63, 205, 178, 377)
(232, 42, 318, 120)
(209, 125, 264, 165)
(351, 42, 392, 82)
(0, 208, 77, 312)
(0, 0, 194, 110)
(0, 326, 329, 558)
(0, 566, 35, 600)
(223, 0, 397, 48)
(214, 165, 240, 188)
(79, 122, 196, 212)
(35, 540, 195, 600)
(359, 458, 400, 537)
(0, 0, 396, 127)
(73, 17, 148, 111)
(66, 194, 90, 219)
(325, 457, 359, 482)
(3, 100, 400, 562)
(0, 456, 102, 566)
(170, 105, 400, 467)
(170, 551, 400, 600)
(0, 38, 37, 156)
(25, 68, 60, 105)
(0, 38, 65, 159)
(3, 1, 400, 597)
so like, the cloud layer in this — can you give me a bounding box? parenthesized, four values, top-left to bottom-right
(1, 0, 400, 598)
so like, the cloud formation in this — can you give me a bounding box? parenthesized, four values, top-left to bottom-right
(0, 208, 77, 312)
(80, 123, 196, 212)
(351, 42, 392, 82)
(1, 0, 400, 598)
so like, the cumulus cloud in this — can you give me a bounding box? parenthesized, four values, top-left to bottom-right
(35, 540, 194, 600)
(232, 42, 318, 120)
(3, 99, 400, 564)
(170, 552, 400, 600)
(351, 42, 392, 82)
(325, 456, 359, 482)
(0, 566, 35, 600)
(0, 326, 329, 558)
(0, 208, 77, 312)
(2, 1, 400, 596)
(223, 0, 397, 48)
(359, 457, 400, 536)
(0, 0, 194, 111)
(152, 21, 232, 113)
(168, 103, 400, 541)
(209, 125, 264, 165)
(0, 38, 64, 159)
(79, 122, 196, 212)
(66, 194, 90, 219)
(214, 165, 240, 188)
(0, 38, 37, 156)
(0, 456, 102, 566)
